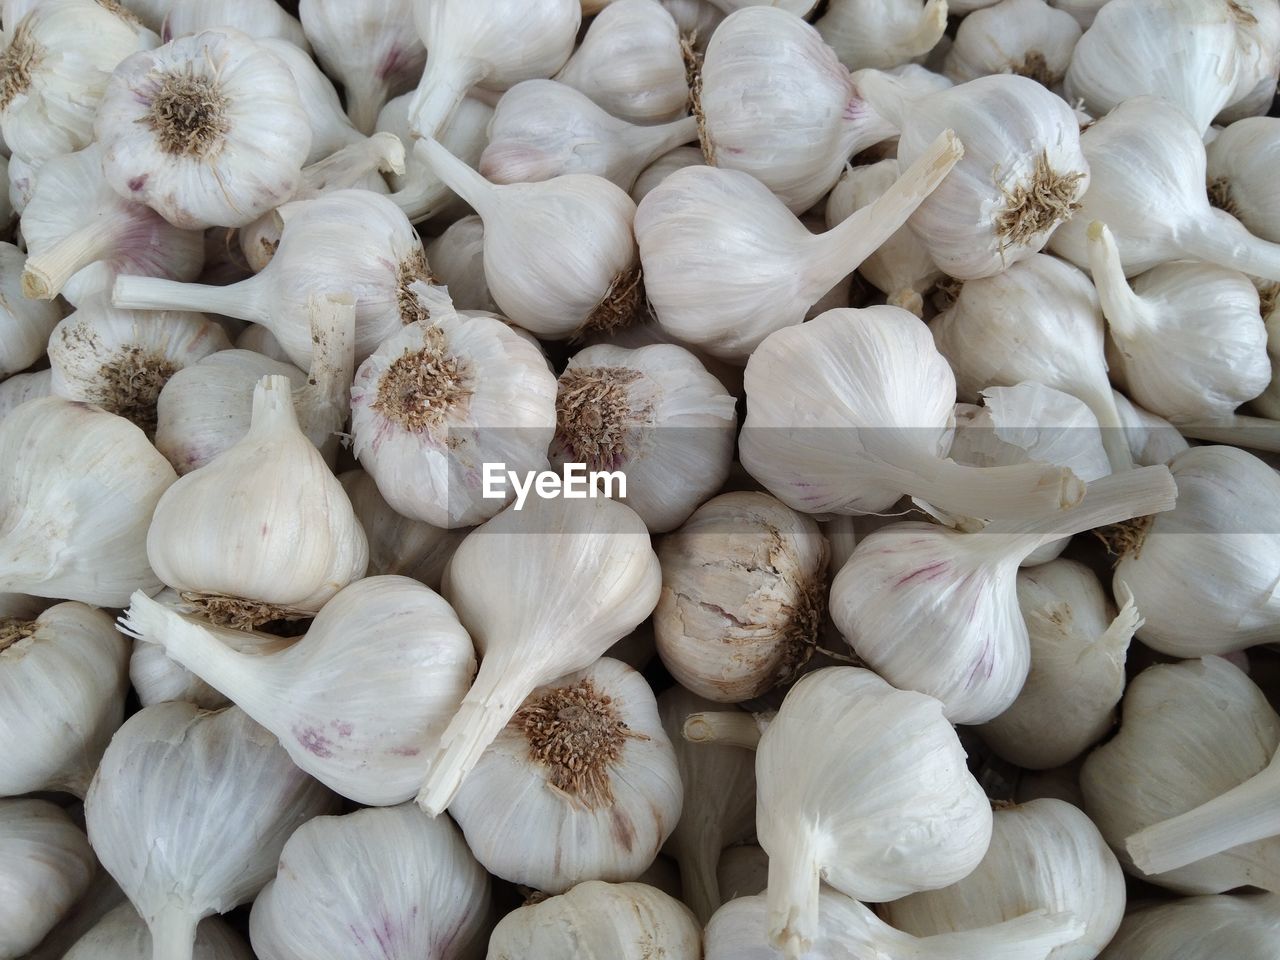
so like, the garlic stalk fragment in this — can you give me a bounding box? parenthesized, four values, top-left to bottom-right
(63, 903, 252, 960)
(378, 93, 492, 225)
(815, 0, 948, 71)
(0, 242, 61, 378)
(1097, 894, 1280, 960)
(682, 710, 768, 749)
(944, 0, 1082, 87)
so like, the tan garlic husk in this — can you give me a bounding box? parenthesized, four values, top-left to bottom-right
(0, 241, 62, 378)
(944, 0, 1082, 87)
(1098, 893, 1280, 960)
(63, 903, 252, 960)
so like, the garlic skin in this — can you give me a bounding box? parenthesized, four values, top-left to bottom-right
(0, 602, 129, 798)
(250, 804, 490, 960)
(717, 844, 768, 903)
(162, 0, 308, 50)
(0, 0, 158, 164)
(254, 38, 362, 165)
(6, 151, 37, 215)
(815, 0, 948, 71)
(659, 0, 725, 45)
(85, 703, 338, 960)
(1047, 0, 1106, 27)
(551, 343, 737, 533)
(655, 492, 828, 702)
(555, 0, 688, 125)
(884, 799, 1125, 960)
(350, 286, 558, 529)
(0, 397, 175, 605)
(1223, 0, 1280, 123)
(1207, 117, 1280, 243)
(1112, 389, 1191, 466)
(978, 561, 1138, 770)
(487, 881, 701, 960)
(631, 146, 704, 205)
(425, 217, 497, 313)
(1081, 656, 1280, 893)
(95, 28, 311, 229)
(1098, 894, 1280, 960)
(944, 0, 1082, 87)
(1087, 221, 1270, 423)
(64, 904, 252, 960)
(22, 869, 131, 960)
(406, 0, 580, 140)
(637, 133, 962, 360)
(0, 369, 51, 418)
(146, 374, 367, 625)
(378, 95, 491, 225)
(0, 799, 95, 959)
(0, 242, 61, 377)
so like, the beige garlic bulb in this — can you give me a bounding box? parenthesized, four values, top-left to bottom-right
(425, 217, 497, 313)
(945, 0, 1082, 86)
(63, 903, 252, 960)
(379, 92, 493, 224)
(0, 242, 61, 378)
(162, 0, 307, 49)
(815, 0, 948, 71)
(1098, 894, 1280, 960)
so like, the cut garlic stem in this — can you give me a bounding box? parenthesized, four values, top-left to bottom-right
(767, 825, 823, 957)
(907, 910, 1086, 960)
(1127, 751, 1280, 877)
(1087, 221, 1155, 343)
(1176, 415, 1280, 452)
(113, 274, 271, 326)
(683, 711, 764, 750)
(21, 217, 121, 300)
(149, 904, 198, 960)
(908, 456, 1086, 522)
(419, 137, 498, 218)
(992, 465, 1178, 543)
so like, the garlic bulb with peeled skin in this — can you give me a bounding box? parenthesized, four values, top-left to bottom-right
(815, 0, 948, 71)
(64, 904, 252, 960)
(1207, 117, 1280, 243)
(977, 560, 1138, 770)
(406, 0, 579, 140)
(19, 143, 203, 304)
(1098, 894, 1280, 960)
(0, 242, 61, 378)
(94, 28, 311, 229)
(637, 133, 961, 361)
(425, 217, 497, 313)
(0, 602, 129, 798)
(555, 0, 688, 125)
(944, 0, 1082, 87)
(0, 799, 95, 959)
(145, 374, 367, 628)
(162, 0, 307, 50)
(249, 804, 489, 960)
(85, 703, 337, 960)
(0, 398, 175, 606)
(417, 496, 660, 816)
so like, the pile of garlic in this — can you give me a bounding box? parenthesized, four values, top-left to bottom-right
(2, 0, 1280, 957)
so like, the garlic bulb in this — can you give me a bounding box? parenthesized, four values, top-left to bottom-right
(0, 602, 129, 797)
(1047, 0, 1105, 27)
(0, 397, 175, 605)
(884, 799, 1124, 960)
(406, 0, 580, 140)
(162, 0, 307, 50)
(0, 242, 61, 377)
(830, 467, 1175, 724)
(1112, 389, 1191, 466)
(146, 374, 367, 626)
(859, 71, 1089, 279)
(944, 0, 1082, 86)
(19, 143, 204, 303)
(298, 0, 424, 134)
(550, 343, 737, 533)
(631, 146, 704, 204)
(759, 667, 994, 955)
(350, 285, 557, 529)
(254, 37, 363, 165)
(1114, 445, 1280, 657)
(1209, 118, 1280, 246)
(417, 496, 660, 815)
(420, 139, 643, 340)
(717, 844, 768, 902)
(1049, 96, 1280, 280)
(555, 0, 688, 125)
(1088, 220, 1271, 422)
(740, 305, 1085, 523)
(1222, 0, 1280, 123)
(21, 868, 130, 960)
(977, 561, 1138, 769)
(425, 217, 497, 313)
(1098, 894, 1280, 960)
(7, 151, 37, 215)
(815, 0, 948, 71)
(377, 93, 491, 225)
(0, 0, 157, 164)
(85, 703, 337, 960)
(114, 190, 429, 367)
(64, 904, 252, 960)
(48, 303, 229, 438)
(660, 0, 725, 44)
(487, 881, 701, 960)
(0, 799, 95, 959)
(95, 28, 311, 229)
(637, 133, 961, 361)
(1081, 656, 1280, 893)
(250, 804, 490, 960)
(0, 368, 51, 418)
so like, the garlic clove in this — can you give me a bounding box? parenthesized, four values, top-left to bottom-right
(1097, 893, 1280, 960)
(0, 241, 62, 378)
(815, 0, 949, 72)
(162, 0, 308, 51)
(943, 0, 1082, 88)
(63, 902, 253, 960)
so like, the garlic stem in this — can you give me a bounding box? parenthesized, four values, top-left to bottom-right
(904, 909, 1086, 960)
(683, 711, 763, 750)
(992, 464, 1178, 542)
(1077, 381, 1136, 473)
(148, 904, 197, 960)
(1126, 750, 1280, 877)
(1087, 221, 1154, 343)
(913, 458, 1086, 523)
(767, 825, 823, 959)
(1179, 211, 1280, 282)
(298, 132, 406, 193)
(1176, 414, 1280, 452)
(344, 79, 389, 137)
(680, 831, 725, 927)
(409, 58, 478, 141)
(388, 140, 454, 222)
(21, 217, 121, 300)
(249, 374, 304, 441)
(626, 115, 701, 170)
(113, 274, 271, 326)
(418, 138, 497, 219)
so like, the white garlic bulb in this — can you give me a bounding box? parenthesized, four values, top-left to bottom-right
(944, 0, 1082, 87)
(637, 134, 961, 361)
(631, 146, 704, 204)
(407, 0, 580, 140)
(64, 904, 252, 960)
(0, 397, 175, 605)
(1222, 0, 1280, 123)
(21, 869, 130, 960)
(977, 561, 1138, 769)
(425, 217, 497, 313)
(815, 0, 948, 71)
(0, 799, 95, 959)
(146, 374, 367, 627)
(659, 0, 725, 44)
(1207, 117, 1280, 243)
(1112, 389, 1191, 466)
(1081, 656, 1280, 893)
(417, 496, 661, 815)
(555, 0, 688, 125)
(0, 0, 157, 164)
(85, 703, 337, 960)
(1098, 894, 1280, 960)
(350, 285, 558, 529)
(1047, 0, 1105, 27)
(162, 0, 307, 49)
(0, 602, 129, 798)
(0, 242, 61, 377)
(253, 37, 362, 165)
(378, 92, 492, 224)
(250, 804, 490, 960)
(1114, 445, 1280, 657)
(6, 151, 37, 215)
(487, 881, 701, 960)
(0, 369, 51, 419)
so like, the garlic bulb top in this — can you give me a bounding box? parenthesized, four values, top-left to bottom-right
(85, 703, 338, 960)
(406, 0, 580, 140)
(637, 133, 962, 361)
(1207, 117, 1280, 243)
(0, 397, 176, 606)
(1097, 894, 1280, 960)
(0, 242, 61, 378)
(486, 881, 701, 960)
(162, 0, 308, 49)
(758, 667, 993, 956)
(146, 374, 367, 626)
(815, 0, 948, 72)
(64, 904, 253, 960)
(944, 0, 1082, 87)
(418, 496, 661, 816)
(250, 803, 489, 960)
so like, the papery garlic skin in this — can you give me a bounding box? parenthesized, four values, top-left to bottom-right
(1207, 117, 1280, 243)
(95, 28, 311, 229)
(1097, 893, 1280, 960)
(815, 0, 948, 71)
(250, 804, 489, 960)
(162, 0, 307, 49)
(64, 903, 253, 960)
(21, 869, 131, 960)
(1112, 390, 1190, 466)
(631, 146, 704, 205)
(0, 799, 95, 958)
(425, 217, 497, 313)
(0, 602, 129, 798)
(250, 38, 361, 165)
(944, 0, 1082, 87)
(0, 242, 61, 377)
